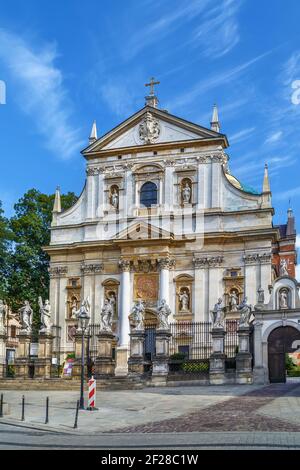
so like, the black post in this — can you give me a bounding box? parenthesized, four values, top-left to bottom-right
(21, 395, 25, 421)
(74, 400, 79, 429)
(79, 329, 85, 409)
(45, 396, 49, 424)
(0, 393, 3, 418)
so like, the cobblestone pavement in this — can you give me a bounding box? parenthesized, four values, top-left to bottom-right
(112, 383, 300, 433)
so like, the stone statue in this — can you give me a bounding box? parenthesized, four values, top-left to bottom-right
(210, 298, 225, 329)
(38, 296, 52, 333)
(131, 300, 145, 331)
(19, 301, 33, 333)
(74, 297, 90, 331)
(100, 299, 114, 332)
(279, 290, 288, 309)
(157, 299, 171, 330)
(229, 291, 238, 312)
(178, 289, 189, 312)
(279, 259, 289, 276)
(182, 183, 191, 203)
(70, 298, 78, 319)
(111, 188, 119, 209)
(257, 287, 265, 304)
(238, 297, 252, 327)
(0, 300, 6, 334)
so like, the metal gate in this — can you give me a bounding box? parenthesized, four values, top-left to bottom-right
(268, 326, 300, 383)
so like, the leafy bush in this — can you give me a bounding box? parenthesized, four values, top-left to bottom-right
(6, 364, 15, 377)
(285, 354, 295, 371)
(66, 353, 75, 360)
(169, 352, 186, 361)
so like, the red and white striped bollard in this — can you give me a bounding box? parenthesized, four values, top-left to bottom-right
(87, 376, 97, 411)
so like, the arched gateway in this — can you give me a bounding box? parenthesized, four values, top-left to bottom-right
(268, 326, 300, 383)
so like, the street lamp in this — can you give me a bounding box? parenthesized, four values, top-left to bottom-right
(78, 310, 90, 410)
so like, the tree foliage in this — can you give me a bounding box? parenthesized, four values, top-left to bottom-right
(0, 189, 77, 314)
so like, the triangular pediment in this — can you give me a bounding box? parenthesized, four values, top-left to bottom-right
(114, 220, 174, 241)
(82, 106, 227, 155)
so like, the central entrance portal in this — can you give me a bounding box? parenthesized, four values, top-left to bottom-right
(268, 326, 300, 383)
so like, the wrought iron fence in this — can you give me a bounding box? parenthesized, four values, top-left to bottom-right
(169, 321, 212, 359)
(51, 325, 62, 377)
(224, 320, 239, 358)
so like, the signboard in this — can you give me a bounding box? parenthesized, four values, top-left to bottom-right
(63, 359, 74, 377)
(30, 343, 39, 357)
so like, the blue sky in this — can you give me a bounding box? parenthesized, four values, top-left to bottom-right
(0, 0, 300, 239)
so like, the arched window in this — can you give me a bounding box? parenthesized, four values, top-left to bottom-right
(140, 182, 158, 207)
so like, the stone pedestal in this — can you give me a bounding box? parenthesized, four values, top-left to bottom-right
(94, 331, 115, 378)
(209, 328, 226, 385)
(128, 330, 145, 376)
(35, 332, 53, 379)
(15, 331, 31, 378)
(73, 331, 89, 379)
(236, 326, 253, 384)
(0, 332, 7, 378)
(152, 329, 171, 385)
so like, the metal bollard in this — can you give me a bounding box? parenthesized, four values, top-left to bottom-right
(21, 395, 25, 421)
(0, 393, 3, 418)
(45, 397, 49, 424)
(73, 400, 79, 429)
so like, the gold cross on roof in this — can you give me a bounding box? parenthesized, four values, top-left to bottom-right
(145, 77, 160, 96)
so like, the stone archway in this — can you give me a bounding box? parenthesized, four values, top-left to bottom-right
(268, 326, 300, 383)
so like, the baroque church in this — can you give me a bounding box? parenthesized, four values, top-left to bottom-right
(45, 80, 298, 378)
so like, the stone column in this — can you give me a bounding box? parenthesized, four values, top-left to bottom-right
(243, 254, 259, 306)
(15, 331, 31, 378)
(158, 258, 175, 304)
(152, 329, 171, 385)
(252, 319, 267, 384)
(0, 331, 7, 378)
(128, 330, 145, 376)
(115, 260, 131, 376)
(72, 332, 90, 379)
(209, 327, 226, 385)
(35, 332, 53, 379)
(94, 331, 115, 378)
(235, 325, 253, 384)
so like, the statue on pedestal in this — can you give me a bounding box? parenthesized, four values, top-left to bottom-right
(0, 300, 7, 334)
(279, 259, 289, 277)
(229, 291, 238, 312)
(257, 287, 265, 304)
(157, 299, 171, 330)
(238, 297, 252, 327)
(279, 290, 288, 309)
(74, 297, 90, 331)
(111, 188, 119, 209)
(100, 299, 114, 332)
(178, 289, 189, 312)
(182, 182, 191, 203)
(19, 301, 33, 333)
(38, 296, 52, 333)
(131, 300, 145, 331)
(210, 298, 225, 329)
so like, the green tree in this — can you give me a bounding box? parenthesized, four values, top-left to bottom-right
(0, 201, 13, 299)
(8, 189, 77, 317)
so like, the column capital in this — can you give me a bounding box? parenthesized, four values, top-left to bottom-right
(81, 262, 104, 274)
(119, 259, 131, 272)
(158, 257, 175, 270)
(48, 265, 68, 278)
(193, 256, 223, 268)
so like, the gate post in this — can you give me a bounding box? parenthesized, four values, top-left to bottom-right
(35, 332, 53, 379)
(128, 329, 145, 376)
(209, 327, 226, 385)
(0, 331, 7, 378)
(72, 332, 89, 379)
(94, 331, 115, 378)
(152, 329, 171, 385)
(235, 325, 253, 384)
(15, 332, 31, 378)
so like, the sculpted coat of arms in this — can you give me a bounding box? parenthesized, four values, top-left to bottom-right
(138, 111, 160, 144)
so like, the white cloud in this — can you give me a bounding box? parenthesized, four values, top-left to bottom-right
(265, 131, 283, 144)
(193, 0, 242, 58)
(274, 185, 300, 201)
(0, 29, 84, 159)
(230, 127, 255, 144)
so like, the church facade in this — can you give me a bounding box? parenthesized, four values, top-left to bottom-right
(45, 87, 296, 376)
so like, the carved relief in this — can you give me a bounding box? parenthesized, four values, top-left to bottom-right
(193, 256, 223, 268)
(134, 274, 159, 301)
(81, 263, 103, 274)
(138, 112, 160, 144)
(49, 265, 68, 278)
